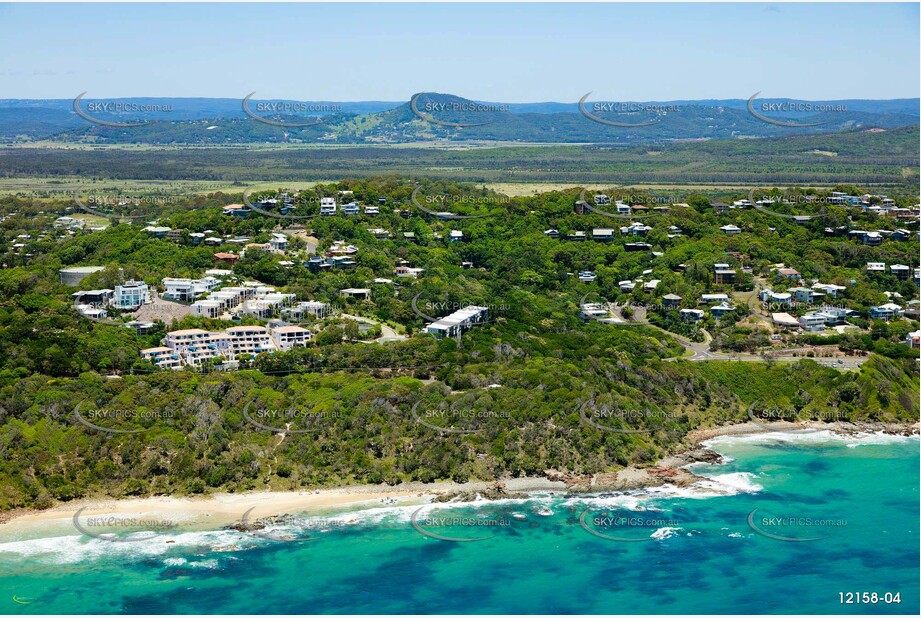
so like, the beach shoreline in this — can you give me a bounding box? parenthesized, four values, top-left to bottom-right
(1, 419, 916, 539)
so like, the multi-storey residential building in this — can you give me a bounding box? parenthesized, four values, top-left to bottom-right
(159, 329, 231, 366)
(714, 268, 736, 284)
(788, 287, 824, 304)
(162, 276, 222, 302)
(113, 280, 150, 310)
(890, 264, 910, 280)
(193, 299, 223, 318)
(224, 326, 275, 356)
(270, 325, 312, 351)
(268, 233, 289, 252)
(798, 313, 828, 332)
(282, 301, 330, 320)
(320, 197, 337, 215)
(140, 347, 183, 370)
(144, 323, 310, 368)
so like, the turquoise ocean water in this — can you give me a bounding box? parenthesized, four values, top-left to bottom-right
(1, 430, 918, 615)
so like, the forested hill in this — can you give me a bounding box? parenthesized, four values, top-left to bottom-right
(1, 93, 917, 144)
(0, 177, 918, 510)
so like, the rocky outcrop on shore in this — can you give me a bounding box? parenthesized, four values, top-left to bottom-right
(433, 482, 529, 503)
(224, 513, 294, 533)
(543, 465, 704, 492)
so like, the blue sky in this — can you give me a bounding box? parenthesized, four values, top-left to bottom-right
(0, 2, 918, 101)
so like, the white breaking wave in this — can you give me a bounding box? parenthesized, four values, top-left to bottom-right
(651, 526, 682, 540)
(0, 528, 260, 565)
(702, 429, 918, 451)
(695, 472, 763, 494)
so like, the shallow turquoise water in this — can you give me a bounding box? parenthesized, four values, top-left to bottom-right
(1, 431, 918, 615)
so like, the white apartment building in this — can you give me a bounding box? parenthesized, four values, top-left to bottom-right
(282, 301, 331, 320)
(140, 347, 183, 370)
(149, 323, 308, 367)
(195, 286, 257, 314)
(193, 299, 223, 318)
(799, 313, 828, 332)
(239, 293, 296, 318)
(224, 326, 275, 356)
(162, 276, 222, 302)
(271, 325, 312, 351)
(113, 280, 150, 310)
(160, 329, 232, 366)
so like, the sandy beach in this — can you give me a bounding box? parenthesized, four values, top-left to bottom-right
(0, 477, 566, 539)
(1, 419, 916, 540)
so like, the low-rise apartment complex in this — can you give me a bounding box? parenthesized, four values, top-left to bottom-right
(141, 323, 312, 369)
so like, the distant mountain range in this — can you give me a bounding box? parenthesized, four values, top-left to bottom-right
(0, 93, 917, 144)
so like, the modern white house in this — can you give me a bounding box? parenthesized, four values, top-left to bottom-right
(760, 290, 792, 305)
(700, 293, 730, 305)
(579, 303, 610, 321)
(812, 283, 846, 298)
(798, 313, 828, 332)
(320, 197, 337, 215)
(282, 301, 331, 320)
(425, 305, 489, 337)
(162, 276, 222, 302)
(268, 233, 289, 252)
(680, 309, 705, 322)
(76, 304, 108, 319)
(592, 228, 615, 241)
(113, 280, 150, 310)
(788, 287, 824, 304)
